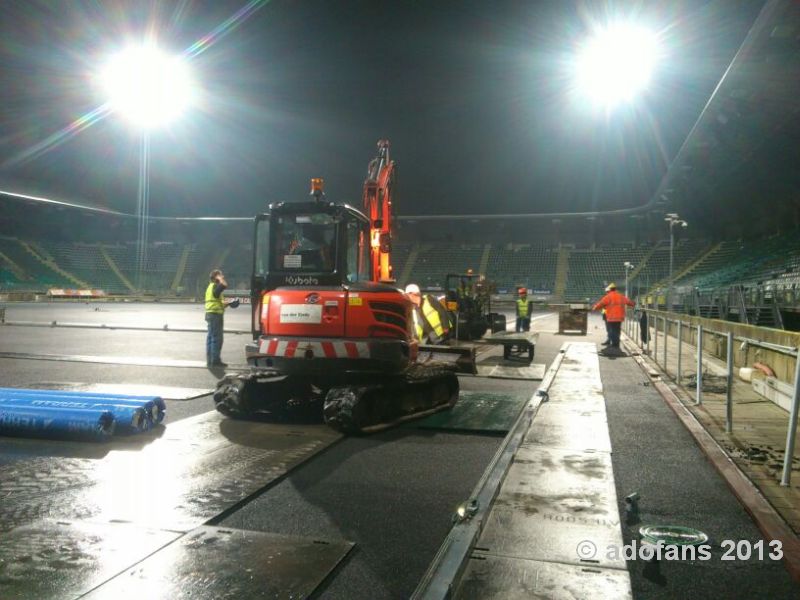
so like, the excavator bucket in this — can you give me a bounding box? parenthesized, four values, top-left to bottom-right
(417, 344, 477, 375)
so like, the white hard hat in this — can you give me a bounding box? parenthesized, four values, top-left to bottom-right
(405, 284, 421, 295)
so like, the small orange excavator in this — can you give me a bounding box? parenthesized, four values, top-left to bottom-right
(213, 141, 460, 433)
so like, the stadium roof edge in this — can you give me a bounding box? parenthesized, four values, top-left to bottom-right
(0, 189, 252, 221)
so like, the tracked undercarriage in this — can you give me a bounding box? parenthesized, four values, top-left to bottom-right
(213, 362, 459, 434)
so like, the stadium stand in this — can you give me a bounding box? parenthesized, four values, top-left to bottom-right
(391, 240, 415, 287)
(41, 242, 128, 294)
(408, 242, 486, 291)
(564, 244, 652, 301)
(101, 242, 185, 293)
(217, 243, 253, 291)
(0, 236, 74, 290)
(630, 239, 709, 291)
(484, 243, 558, 293)
(678, 231, 800, 290)
(1, 227, 798, 333)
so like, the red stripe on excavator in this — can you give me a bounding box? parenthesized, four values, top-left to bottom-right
(322, 342, 336, 358)
(286, 341, 298, 358)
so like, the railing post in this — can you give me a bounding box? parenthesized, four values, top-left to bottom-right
(726, 331, 734, 434)
(780, 352, 800, 487)
(696, 324, 703, 405)
(676, 319, 683, 383)
(646, 312, 650, 355)
(663, 317, 669, 376)
(636, 314, 641, 348)
(654, 314, 659, 366)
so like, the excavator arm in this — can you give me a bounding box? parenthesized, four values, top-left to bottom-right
(363, 139, 395, 283)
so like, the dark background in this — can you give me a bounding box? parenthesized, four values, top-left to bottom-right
(0, 0, 764, 220)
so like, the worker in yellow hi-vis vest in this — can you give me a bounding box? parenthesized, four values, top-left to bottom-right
(515, 287, 533, 332)
(405, 283, 452, 344)
(205, 269, 240, 368)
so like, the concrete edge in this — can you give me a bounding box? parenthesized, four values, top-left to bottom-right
(621, 336, 800, 584)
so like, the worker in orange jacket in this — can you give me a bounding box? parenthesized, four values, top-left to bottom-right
(593, 283, 635, 352)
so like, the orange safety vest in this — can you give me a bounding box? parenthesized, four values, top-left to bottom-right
(593, 291, 634, 322)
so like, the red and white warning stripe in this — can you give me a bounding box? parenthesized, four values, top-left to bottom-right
(258, 338, 371, 359)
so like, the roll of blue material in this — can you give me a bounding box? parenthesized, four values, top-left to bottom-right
(0, 389, 166, 424)
(0, 396, 159, 427)
(100, 405, 149, 434)
(0, 405, 115, 440)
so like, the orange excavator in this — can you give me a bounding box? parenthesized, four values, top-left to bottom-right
(213, 141, 459, 433)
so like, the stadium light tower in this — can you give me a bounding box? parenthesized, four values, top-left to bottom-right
(574, 23, 659, 108)
(665, 213, 688, 309)
(97, 45, 195, 290)
(624, 261, 635, 297)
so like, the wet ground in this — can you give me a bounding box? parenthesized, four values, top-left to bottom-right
(0, 302, 796, 598)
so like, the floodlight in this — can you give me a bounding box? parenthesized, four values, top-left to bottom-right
(575, 23, 659, 107)
(99, 45, 194, 129)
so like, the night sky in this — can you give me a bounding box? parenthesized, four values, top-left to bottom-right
(0, 0, 763, 219)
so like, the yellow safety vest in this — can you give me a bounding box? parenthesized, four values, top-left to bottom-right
(205, 282, 224, 314)
(412, 307, 425, 341)
(422, 296, 446, 338)
(516, 298, 529, 317)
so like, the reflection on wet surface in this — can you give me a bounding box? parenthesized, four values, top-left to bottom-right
(0, 520, 180, 600)
(0, 411, 341, 533)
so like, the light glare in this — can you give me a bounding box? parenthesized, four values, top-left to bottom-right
(575, 24, 659, 107)
(100, 46, 193, 129)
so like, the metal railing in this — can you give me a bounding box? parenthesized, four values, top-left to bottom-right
(624, 309, 800, 486)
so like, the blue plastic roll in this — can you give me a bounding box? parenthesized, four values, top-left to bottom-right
(2, 397, 159, 428)
(94, 404, 149, 434)
(0, 404, 115, 440)
(0, 389, 166, 424)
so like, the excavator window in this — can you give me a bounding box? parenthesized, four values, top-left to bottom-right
(254, 216, 270, 277)
(272, 214, 337, 272)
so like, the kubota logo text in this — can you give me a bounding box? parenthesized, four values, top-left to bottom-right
(285, 276, 319, 285)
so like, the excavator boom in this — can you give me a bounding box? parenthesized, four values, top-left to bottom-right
(364, 139, 395, 283)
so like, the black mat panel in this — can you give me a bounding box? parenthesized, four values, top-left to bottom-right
(414, 391, 527, 432)
(83, 525, 354, 600)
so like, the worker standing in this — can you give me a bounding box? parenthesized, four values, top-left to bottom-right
(593, 282, 634, 354)
(205, 269, 239, 368)
(515, 287, 533, 332)
(601, 307, 611, 346)
(405, 284, 452, 344)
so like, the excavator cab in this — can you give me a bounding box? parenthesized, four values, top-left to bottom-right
(245, 192, 415, 379)
(249, 197, 371, 337)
